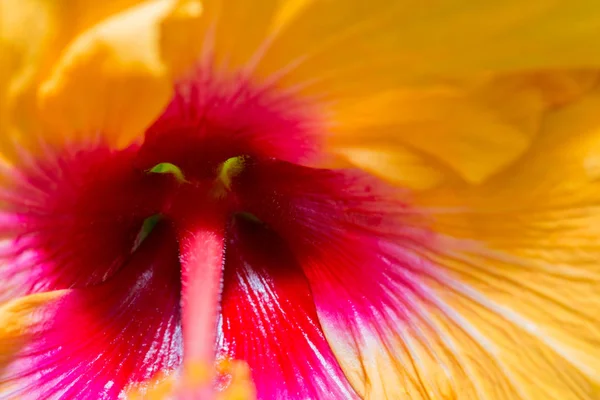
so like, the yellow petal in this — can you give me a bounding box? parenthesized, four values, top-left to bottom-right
(336, 145, 445, 190)
(0, 292, 64, 373)
(0, 0, 160, 160)
(0, 0, 54, 163)
(205, 0, 600, 184)
(38, 0, 202, 148)
(1, 0, 202, 159)
(255, 1, 600, 94)
(329, 71, 597, 185)
(316, 88, 600, 399)
(180, 0, 279, 72)
(159, 0, 204, 77)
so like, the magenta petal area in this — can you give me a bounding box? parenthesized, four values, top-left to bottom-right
(217, 215, 359, 400)
(0, 62, 433, 399)
(231, 159, 437, 395)
(0, 143, 170, 299)
(1, 223, 182, 399)
(135, 69, 324, 175)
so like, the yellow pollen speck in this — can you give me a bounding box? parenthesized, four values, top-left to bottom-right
(126, 359, 256, 399)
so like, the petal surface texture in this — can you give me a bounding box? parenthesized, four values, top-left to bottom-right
(0, 143, 168, 300)
(223, 0, 600, 185)
(0, 223, 182, 399)
(218, 215, 358, 399)
(2, 1, 600, 398)
(232, 158, 600, 400)
(0, 0, 202, 159)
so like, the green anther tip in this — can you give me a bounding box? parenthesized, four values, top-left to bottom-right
(148, 162, 186, 183)
(217, 156, 246, 190)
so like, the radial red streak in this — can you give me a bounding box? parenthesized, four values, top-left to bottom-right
(179, 225, 225, 367)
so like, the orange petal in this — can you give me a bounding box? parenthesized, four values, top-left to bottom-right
(0, 0, 151, 160)
(330, 71, 597, 185)
(316, 88, 600, 399)
(256, 1, 600, 92)
(38, 0, 203, 148)
(1, 0, 203, 163)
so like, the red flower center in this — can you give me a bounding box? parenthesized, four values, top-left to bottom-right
(1, 70, 416, 399)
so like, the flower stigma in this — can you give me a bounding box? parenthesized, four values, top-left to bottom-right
(213, 156, 247, 199)
(148, 162, 188, 183)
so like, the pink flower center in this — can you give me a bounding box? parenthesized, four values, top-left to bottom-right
(2, 70, 411, 398)
(130, 75, 329, 375)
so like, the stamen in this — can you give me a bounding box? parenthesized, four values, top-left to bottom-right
(213, 156, 246, 198)
(217, 156, 246, 189)
(148, 162, 187, 183)
(178, 220, 226, 376)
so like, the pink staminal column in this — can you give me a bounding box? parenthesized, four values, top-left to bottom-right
(179, 222, 226, 371)
(177, 221, 227, 399)
(171, 156, 245, 398)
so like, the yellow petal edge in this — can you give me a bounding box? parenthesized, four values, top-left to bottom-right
(0, 0, 203, 161)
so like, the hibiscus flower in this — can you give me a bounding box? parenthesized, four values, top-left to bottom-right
(1, 0, 600, 399)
